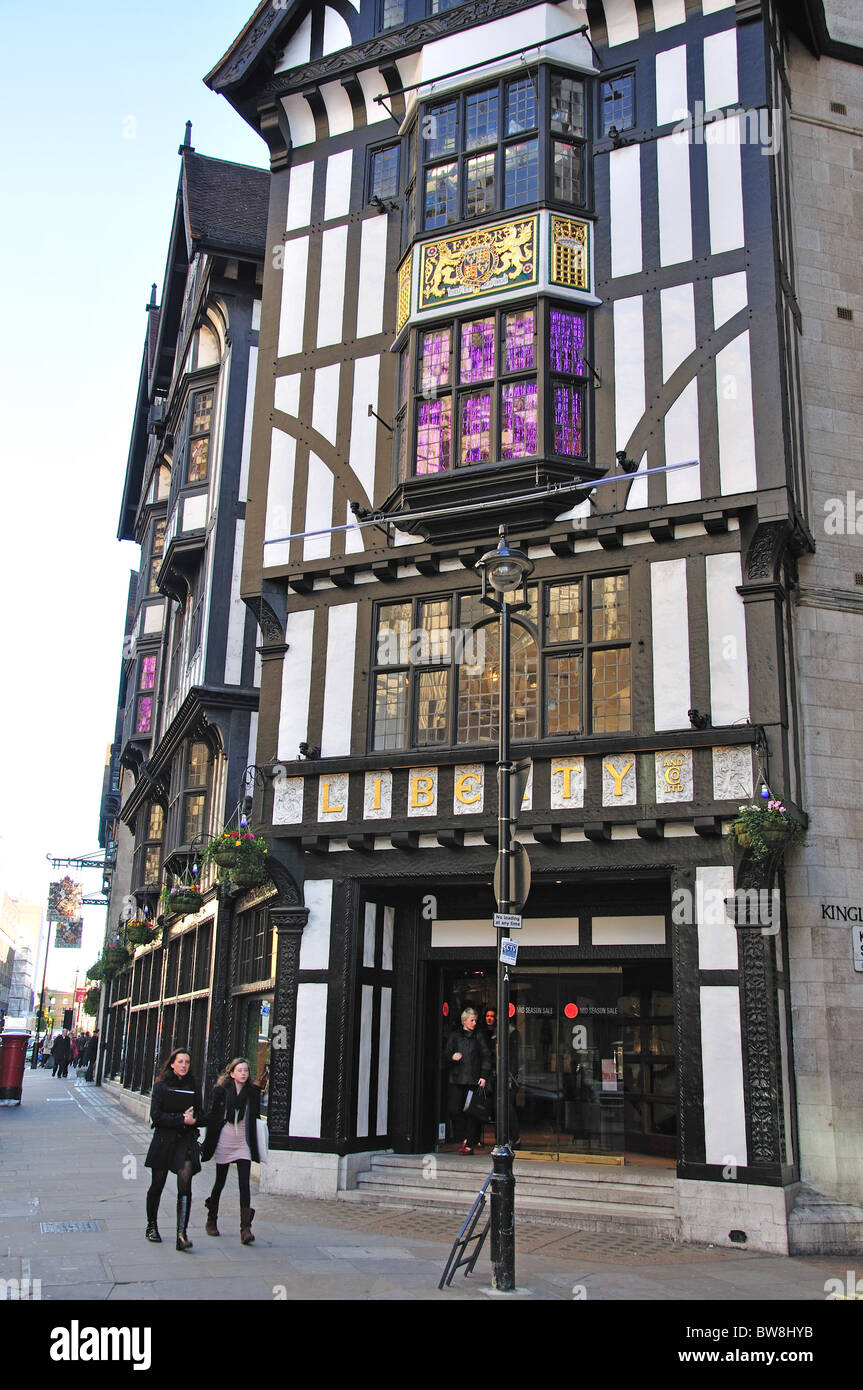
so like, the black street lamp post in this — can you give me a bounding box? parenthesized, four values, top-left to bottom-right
(475, 524, 535, 1293)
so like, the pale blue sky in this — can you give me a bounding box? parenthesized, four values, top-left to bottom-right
(0, 0, 269, 983)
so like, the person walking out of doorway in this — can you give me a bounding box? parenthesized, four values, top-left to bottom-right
(444, 1008, 491, 1155)
(201, 1057, 261, 1245)
(144, 1049, 204, 1250)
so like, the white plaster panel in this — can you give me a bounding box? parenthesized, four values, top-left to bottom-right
(281, 94, 316, 149)
(320, 79, 355, 138)
(323, 6, 352, 56)
(316, 226, 348, 347)
(657, 135, 693, 266)
(265, 429, 296, 574)
(182, 494, 207, 532)
(382, 906, 394, 971)
(712, 270, 748, 329)
(660, 283, 696, 381)
(302, 455, 334, 563)
(716, 332, 757, 495)
(356, 984, 372, 1138)
(223, 519, 246, 685)
(377, 987, 392, 1136)
(141, 602, 164, 635)
(345, 502, 365, 554)
(650, 558, 691, 730)
(278, 609, 314, 759)
(700, 986, 748, 1167)
(602, 756, 637, 805)
(349, 356, 380, 504)
(551, 758, 584, 809)
(664, 380, 702, 503)
(706, 551, 750, 724)
(239, 345, 257, 501)
(289, 983, 328, 1136)
(278, 235, 309, 356)
(312, 363, 340, 447)
(363, 902, 376, 968)
(652, 0, 686, 31)
(275, 12, 311, 71)
(702, 0, 735, 10)
(603, 0, 639, 45)
(324, 149, 353, 222)
(274, 372, 301, 418)
(286, 161, 314, 232)
(252, 300, 261, 332)
(613, 297, 645, 452)
(317, 772, 349, 822)
(655, 749, 693, 802)
(655, 45, 688, 123)
(453, 764, 484, 815)
(431, 917, 580, 948)
(624, 452, 649, 512)
(301, 880, 334, 972)
(704, 28, 739, 111)
(364, 771, 392, 819)
(712, 746, 753, 802)
(697, 865, 738, 970)
(272, 776, 304, 826)
(707, 121, 744, 254)
(356, 216, 389, 337)
(321, 603, 357, 757)
(609, 146, 642, 277)
(358, 68, 390, 126)
(592, 916, 666, 945)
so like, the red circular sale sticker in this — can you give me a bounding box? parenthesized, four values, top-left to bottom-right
(442, 1002, 449, 1017)
(508, 1003, 516, 1018)
(564, 1003, 579, 1019)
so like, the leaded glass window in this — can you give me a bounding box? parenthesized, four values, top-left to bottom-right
(459, 318, 494, 383)
(465, 152, 496, 217)
(549, 307, 588, 459)
(553, 140, 584, 203)
(370, 598, 454, 749)
(500, 380, 538, 458)
(416, 397, 452, 474)
(541, 574, 631, 736)
(369, 144, 400, 202)
(505, 78, 538, 135)
(187, 388, 213, 485)
(504, 309, 535, 372)
(425, 102, 458, 160)
(380, 0, 406, 31)
(135, 654, 157, 736)
(504, 140, 538, 206)
(465, 88, 498, 151)
(460, 391, 492, 464)
(601, 73, 635, 136)
(550, 75, 585, 137)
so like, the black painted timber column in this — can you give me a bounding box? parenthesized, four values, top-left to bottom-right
(267, 904, 310, 1148)
(735, 854, 788, 1181)
(670, 868, 706, 1175)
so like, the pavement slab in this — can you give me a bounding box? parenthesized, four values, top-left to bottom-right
(0, 1064, 859, 1365)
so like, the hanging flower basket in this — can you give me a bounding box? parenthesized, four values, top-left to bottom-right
(203, 829, 269, 886)
(102, 946, 132, 979)
(86, 959, 105, 982)
(83, 986, 101, 1018)
(728, 800, 806, 864)
(125, 920, 160, 947)
(165, 886, 203, 915)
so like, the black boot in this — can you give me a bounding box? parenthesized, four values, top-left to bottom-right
(204, 1196, 220, 1236)
(176, 1195, 193, 1251)
(145, 1190, 161, 1243)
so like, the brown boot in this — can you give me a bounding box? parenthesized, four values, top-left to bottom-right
(204, 1197, 220, 1237)
(240, 1207, 255, 1244)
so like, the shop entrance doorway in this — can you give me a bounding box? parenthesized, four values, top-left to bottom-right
(437, 963, 675, 1161)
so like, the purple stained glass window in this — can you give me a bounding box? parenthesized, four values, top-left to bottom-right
(460, 391, 491, 465)
(420, 328, 451, 392)
(416, 397, 452, 474)
(136, 696, 153, 735)
(500, 381, 538, 458)
(553, 382, 584, 457)
(459, 319, 494, 383)
(140, 656, 156, 691)
(504, 309, 535, 372)
(549, 309, 587, 375)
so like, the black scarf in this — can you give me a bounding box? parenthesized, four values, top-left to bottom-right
(223, 1081, 248, 1126)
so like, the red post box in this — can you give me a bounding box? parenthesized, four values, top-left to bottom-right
(0, 1032, 31, 1105)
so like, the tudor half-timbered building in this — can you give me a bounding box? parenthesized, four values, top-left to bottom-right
(97, 134, 272, 1101)
(203, 0, 860, 1250)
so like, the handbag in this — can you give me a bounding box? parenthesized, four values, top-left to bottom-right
(463, 1086, 489, 1121)
(256, 1117, 269, 1161)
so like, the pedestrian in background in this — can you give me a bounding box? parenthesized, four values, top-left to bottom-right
(51, 1030, 71, 1078)
(144, 1049, 204, 1250)
(84, 1031, 99, 1083)
(201, 1057, 261, 1245)
(444, 1008, 491, 1155)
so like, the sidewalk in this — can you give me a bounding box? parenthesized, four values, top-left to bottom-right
(0, 1066, 857, 1306)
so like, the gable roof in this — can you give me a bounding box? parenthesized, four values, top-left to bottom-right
(181, 147, 269, 260)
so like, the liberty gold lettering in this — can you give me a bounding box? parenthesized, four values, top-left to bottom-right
(321, 781, 344, 814)
(604, 760, 634, 796)
(455, 772, 481, 805)
(371, 776, 382, 811)
(411, 775, 435, 808)
(552, 763, 577, 800)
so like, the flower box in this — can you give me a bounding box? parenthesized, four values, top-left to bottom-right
(728, 800, 806, 864)
(166, 889, 202, 915)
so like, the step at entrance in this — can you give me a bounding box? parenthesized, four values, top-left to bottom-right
(339, 1153, 679, 1240)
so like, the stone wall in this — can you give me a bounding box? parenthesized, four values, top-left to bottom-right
(786, 31, 863, 1206)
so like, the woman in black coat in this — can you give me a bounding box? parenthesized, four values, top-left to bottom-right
(144, 1049, 204, 1250)
(200, 1058, 262, 1244)
(444, 1007, 491, 1154)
